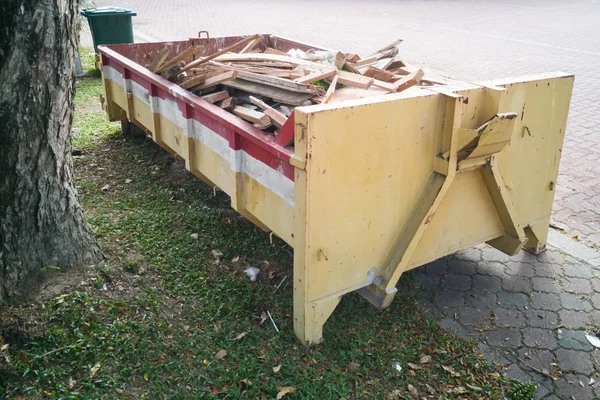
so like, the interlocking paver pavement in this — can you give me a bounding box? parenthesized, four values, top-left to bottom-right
(91, 0, 600, 246)
(410, 245, 600, 399)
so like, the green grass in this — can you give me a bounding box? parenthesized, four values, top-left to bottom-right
(0, 47, 508, 400)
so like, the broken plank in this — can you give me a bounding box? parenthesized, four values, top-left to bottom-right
(201, 90, 230, 104)
(362, 66, 396, 82)
(179, 70, 226, 89)
(217, 96, 237, 110)
(336, 71, 374, 90)
(249, 96, 288, 128)
(239, 37, 262, 54)
(335, 51, 346, 69)
(293, 67, 337, 84)
(351, 55, 379, 68)
(222, 79, 314, 105)
(321, 74, 339, 104)
(279, 105, 293, 117)
(189, 70, 238, 91)
(234, 70, 321, 93)
(232, 106, 271, 128)
(214, 53, 327, 69)
(181, 34, 262, 72)
(389, 68, 424, 92)
(149, 48, 169, 72)
(157, 46, 202, 73)
(368, 39, 403, 56)
(263, 48, 290, 56)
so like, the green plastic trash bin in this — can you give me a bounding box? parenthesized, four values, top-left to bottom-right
(81, 7, 137, 52)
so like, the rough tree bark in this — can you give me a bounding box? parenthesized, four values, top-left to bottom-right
(0, 0, 103, 300)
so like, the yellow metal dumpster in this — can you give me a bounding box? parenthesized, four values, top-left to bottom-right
(98, 34, 574, 344)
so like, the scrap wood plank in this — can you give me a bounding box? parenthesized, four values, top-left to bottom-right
(222, 79, 314, 105)
(335, 51, 346, 69)
(214, 53, 327, 69)
(201, 90, 230, 103)
(293, 67, 337, 84)
(208, 61, 302, 78)
(362, 66, 397, 82)
(149, 48, 169, 72)
(389, 68, 424, 92)
(336, 71, 374, 90)
(321, 74, 339, 104)
(217, 97, 237, 110)
(181, 34, 262, 72)
(157, 46, 202, 73)
(351, 55, 379, 68)
(239, 36, 262, 54)
(249, 96, 288, 128)
(232, 106, 271, 128)
(189, 70, 238, 91)
(274, 111, 295, 147)
(264, 47, 290, 56)
(368, 39, 403, 56)
(233, 69, 322, 94)
(179, 70, 225, 89)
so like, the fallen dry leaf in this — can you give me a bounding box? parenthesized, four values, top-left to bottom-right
(232, 256, 240, 263)
(420, 355, 431, 364)
(466, 383, 482, 391)
(215, 350, 227, 359)
(233, 332, 247, 341)
(277, 386, 296, 399)
(348, 362, 360, 370)
(407, 383, 419, 398)
(442, 365, 461, 377)
(273, 365, 281, 373)
(260, 311, 267, 325)
(90, 362, 102, 379)
(425, 384, 436, 395)
(407, 362, 421, 370)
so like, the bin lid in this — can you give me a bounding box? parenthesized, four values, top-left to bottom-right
(80, 7, 137, 17)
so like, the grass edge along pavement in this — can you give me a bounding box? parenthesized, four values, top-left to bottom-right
(0, 47, 534, 399)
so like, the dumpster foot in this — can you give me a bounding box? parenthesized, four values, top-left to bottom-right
(294, 295, 341, 345)
(357, 284, 398, 309)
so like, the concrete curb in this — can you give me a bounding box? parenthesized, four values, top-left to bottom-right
(548, 228, 600, 267)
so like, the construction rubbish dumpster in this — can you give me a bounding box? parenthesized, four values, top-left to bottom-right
(97, 33, 573, 344)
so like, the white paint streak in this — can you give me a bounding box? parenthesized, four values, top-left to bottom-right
(103, 65, 295, 206)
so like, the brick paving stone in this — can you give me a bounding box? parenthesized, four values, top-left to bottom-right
(557, 329, 594, 351)
(518, 348, 556, 373)
(554, 349, 594, 375)
(498, 291, 529, 310)
(561, 276, 593, 294)
(522, 327, 558, 350)
(503, 363, 534, 382)
(524, 309, 559, 329)
(442, 273, 472, 291)
(492, 308, 526, 328)
(591, 278, 600, 292)
(472, 274, 502, 291)
(536, 250, 565, 265)
(560, 292, 593, 311)
(534, 263, 564, 279)
(475, 261, 507, 277)
(589, 310, 600, 326)
(532, 277, 561, 293)
(531, 292, 561, 311)
(446, 259, 477, 276)
(505, 261, 535, 277)
(457, 308, 490, 325)
(413, 273, 442, 288)
(558, 310, 590, 329)
(487, 328, 522, 348)
(467, 290, 497, 309)
(555, 374, 594, 399)
(455, 248, 481, 262)
(563, 263, 594, 279)
(591, 292, 600, 308)
(482, 246, 510, 262)
(434, 290, 465, 308)
(502, 276, 532, 293)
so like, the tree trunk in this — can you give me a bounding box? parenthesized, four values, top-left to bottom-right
(0, 0, 103, 300)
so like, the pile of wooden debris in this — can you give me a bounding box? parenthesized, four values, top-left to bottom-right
(146, 34, 434, 134)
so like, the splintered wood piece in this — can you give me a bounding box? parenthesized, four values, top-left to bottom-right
(263, 48, 289, 56)
(249, 96, 288, 128)
(179, 70, 225, 89)
(362, 67, 397, 82)
(239, 37, 262, 54)
(385, 57, 407, 71)
(149, 48, 170, 72)
(217, 97, 237, 110)
(201, 90, 230, 103)
(232, 106, 271, 128)
(335, 51, 346, 69)
(345, 53, 360, 63)
(389, 68, 424, 92)
(181, 34, 262, 72)
(293, 67, 337, 84)
(369, 39, 403, 56)
(207, 61, 299, 78)
(222, 79, 314, 105)
(352, 55, 378, 68)
(214, 53, 326, 69)
(157, 46, 202, 73)
(232, 70, 322, 93)
(336, 71, 374, 90)
(189, 70, 238, 91)
(321, 75, 339, 104)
